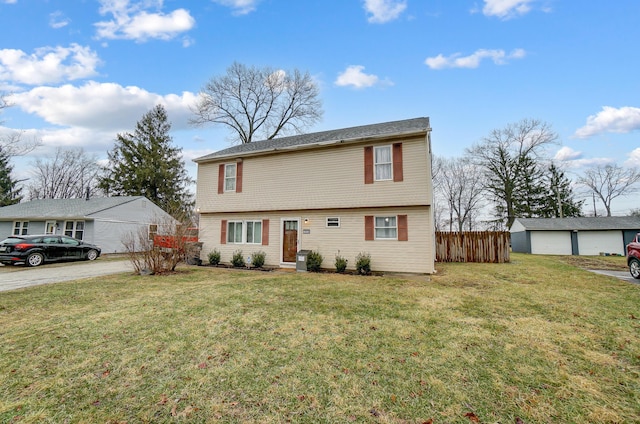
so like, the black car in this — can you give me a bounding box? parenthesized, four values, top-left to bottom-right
(0, 235, 101, 267)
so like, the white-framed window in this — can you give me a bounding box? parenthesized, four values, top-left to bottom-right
(13, 221, 28, 235)
(224, 163, 237, 192)
(326, 217, 341, 228)
(374, 145, 392, 181)
(375, 216, 397, 239)
(148, 224, 158, 240)
(246, 220, 262, 244)
(64, 221, 85, 240)
(228, 220, 262, 244)
(227, 221, 243, 243)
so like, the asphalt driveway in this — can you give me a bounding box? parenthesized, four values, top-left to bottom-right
(588, 269, 639, 285)
(0, 259, 133, 292)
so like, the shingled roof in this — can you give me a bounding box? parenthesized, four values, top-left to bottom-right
(0, 196, 145, 220)
(513, 217, 640, 231)
(194, 117, 430, 162)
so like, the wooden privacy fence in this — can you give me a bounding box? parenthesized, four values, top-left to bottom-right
(436, 231, 510, 263)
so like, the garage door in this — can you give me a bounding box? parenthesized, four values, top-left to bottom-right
(530, 231, 572, 255)
(577, 231, 624, 256)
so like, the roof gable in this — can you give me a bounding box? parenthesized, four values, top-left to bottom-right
(194, 117, 430, 162)
(0, 196, 147, 220)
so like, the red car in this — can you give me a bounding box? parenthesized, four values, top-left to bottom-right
(627, 233, 640, 280)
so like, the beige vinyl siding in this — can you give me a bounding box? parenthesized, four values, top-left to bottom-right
(199, 206, 434, 274)
(196, 135, 431, 214)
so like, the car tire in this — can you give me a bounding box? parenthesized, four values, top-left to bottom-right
(86, 249, 98, 261)
(630, 258, 640, 280)
(26, 252, 44, 267)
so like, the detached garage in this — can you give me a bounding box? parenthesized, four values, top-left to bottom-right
(511, 217, 640, 256)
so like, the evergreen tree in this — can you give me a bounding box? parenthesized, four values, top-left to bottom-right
(0, 146, 22, 206)
(99, 105, 193, 216)
(512, 155, 547, 218)
(540, 163, 583, 218)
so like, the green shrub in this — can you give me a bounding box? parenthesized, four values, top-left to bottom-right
(355, 252, 371, 275)
(207, 249, 221, 266)
(306, 250, 323, 272)
(251, 251, 266, 268)
(231, 250, 246, 267)
(335, 253, 348, 273)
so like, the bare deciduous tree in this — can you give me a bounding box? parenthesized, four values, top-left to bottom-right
(27, 147, 102, 200)
(467, 118, 558, 229)
(191, 62, 323, 144)
(123, 212, 194, 274)
(578, 164, 640, 216)
(433, 155, 486, 232)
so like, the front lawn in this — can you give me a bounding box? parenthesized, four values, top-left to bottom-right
(0, 253, 638, 423)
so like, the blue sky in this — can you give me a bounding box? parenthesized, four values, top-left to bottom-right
(0, 0, 639, 214)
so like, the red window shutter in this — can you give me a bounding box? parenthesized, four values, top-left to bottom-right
(236, 161, 243, 193)
(365, 215, 374, 240)
(218, 164, 225, 194)
(220, 220, 227, 244)
(398, 214, 408, 241)
(364, 146, 374, 184)
(262, 219, 269, 246)
(393, 143, 403, 182)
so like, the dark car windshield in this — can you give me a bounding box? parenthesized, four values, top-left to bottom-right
(0, 237, 25, 244)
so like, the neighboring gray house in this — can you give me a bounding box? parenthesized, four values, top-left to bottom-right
(511, 217, 640, 256)
(0, 196, 174, 254)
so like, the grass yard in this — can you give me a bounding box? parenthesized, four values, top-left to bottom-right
(0, 253, 638, 423)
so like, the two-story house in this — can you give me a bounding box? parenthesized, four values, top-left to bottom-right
(193, 117, 435, 274)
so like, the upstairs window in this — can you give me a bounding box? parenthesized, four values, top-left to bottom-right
(374, 146, 392, 181)
(224, 163, 237, 192)
(218, 162, 243, 194)
(365, 143, 403, 184)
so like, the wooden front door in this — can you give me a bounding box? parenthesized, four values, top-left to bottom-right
(282, 220, 298, 263)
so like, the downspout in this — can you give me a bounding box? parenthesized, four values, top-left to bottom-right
(426, 125, 436, 274)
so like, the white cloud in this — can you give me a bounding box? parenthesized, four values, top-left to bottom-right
(626, 148, 640, 168)
(212, 0, 260, 15)
(0, 44, 101, 85)
(425, 48, 525, 69)
(554, 147, 616, 169)
(2, 0, 17, 4)
(49, 11, 71, 29)
(554, 146, 582, 161)
(481, 0, 534, 19)
(335, 65, 392, 89)
(5, 82, 200, 164)
(11, 81, 198, 132)
(364, 0, 407, 23)
(95, 0, 195, 42)
(574, 106, 640, 138)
